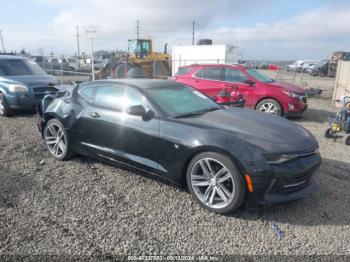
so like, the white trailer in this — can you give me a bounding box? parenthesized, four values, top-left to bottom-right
(171, 44, 239, 76)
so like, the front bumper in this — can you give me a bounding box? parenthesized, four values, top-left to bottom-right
(284, 105, 308, 118)
(246, 152, 321, 206)
(6, 93, 38, 110)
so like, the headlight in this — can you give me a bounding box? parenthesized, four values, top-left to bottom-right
(8, 84, 29, 93)
(264, 154, 298, 164)
(282, 91, 300, 98)
(265, 148, 319, 164)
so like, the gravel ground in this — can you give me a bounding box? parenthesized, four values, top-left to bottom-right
(0, 96, 349, 258)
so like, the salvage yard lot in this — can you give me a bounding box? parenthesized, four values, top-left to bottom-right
(0, 96, 349, 256)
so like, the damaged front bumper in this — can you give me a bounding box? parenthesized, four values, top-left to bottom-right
(246, 151, 321, 206)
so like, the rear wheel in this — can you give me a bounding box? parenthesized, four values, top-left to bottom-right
(44, 119, 73, 161)
(0, 93, 13, 117)
(345, 135, 350, 145)
(324, 128, 333, 139)
(186, 152, 245, 214)
(256, 99, 283, 116)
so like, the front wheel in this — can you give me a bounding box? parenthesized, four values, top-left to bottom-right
(186, 152, 245, 214)
(256, 99, 283, 116)
(44, 119, 73, 161)
(0, 93, 13, 117)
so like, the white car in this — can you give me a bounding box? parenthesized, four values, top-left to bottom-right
(305, 64, 317, 74)
(287, 60, 319, 72)
(286, 60, 304, 72)
(298, 61, 319, 73)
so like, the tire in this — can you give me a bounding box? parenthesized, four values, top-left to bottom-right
(186, 152, 245, 214)
(256, 99, 283, 116)
(345, 135, 350, 146)
(324, 128, 333, 139)
(43, 119, 73, 161)
(0, 93, 13, 117)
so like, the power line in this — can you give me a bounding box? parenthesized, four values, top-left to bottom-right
(192, 21, 195, 45)
(85, 26, 97, 81)
(136, 20, 140, 39)
(76, 26, 80, 56)
(0, 30, 5, 52)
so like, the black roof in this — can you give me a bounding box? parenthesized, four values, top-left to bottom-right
(0, 55, 27, 60)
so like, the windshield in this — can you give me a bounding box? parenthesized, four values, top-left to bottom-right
(245, 68, 275, 83)
(145, 85, 221, 117)
(0, 59, 47, 76)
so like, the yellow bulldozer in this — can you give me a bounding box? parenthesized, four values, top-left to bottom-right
(97, 37, 171, 80)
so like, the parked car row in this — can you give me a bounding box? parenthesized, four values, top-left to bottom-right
(0, 55, 321, 215)
(286, 60, 320, 73)
(33, 55, 104, 73)
(286, 57, 348, 77)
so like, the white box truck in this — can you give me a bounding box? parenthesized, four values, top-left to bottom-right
(172, 44, 239, 76)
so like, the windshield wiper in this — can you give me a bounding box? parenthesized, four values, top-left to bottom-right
(174, 112, 206, 118)
(205, 107, 222, 112)
(174, 107, 221, 119)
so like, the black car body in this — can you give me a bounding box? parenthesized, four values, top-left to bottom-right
(37, 79, 321, 213)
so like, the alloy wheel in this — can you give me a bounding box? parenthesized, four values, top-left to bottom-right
(0, 95, 4, 115)
(190, 158, 235, 209)
(259, 102, 278, 114)
(45, 123, 67, 158)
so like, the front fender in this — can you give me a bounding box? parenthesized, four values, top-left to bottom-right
(0, 85, 9, 96)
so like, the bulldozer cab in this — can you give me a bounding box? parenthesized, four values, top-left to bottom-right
(128, 39, 152, 59)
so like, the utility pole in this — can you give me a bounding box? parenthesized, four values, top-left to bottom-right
(0, 30, 5, 53)
(85, 26, 97, 81)
(76, 26, 80, 56)
(192, 21, 195, 45)
(136, 20, 140, 39)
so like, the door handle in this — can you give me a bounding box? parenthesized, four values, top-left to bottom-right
(89, 112, 100, 118)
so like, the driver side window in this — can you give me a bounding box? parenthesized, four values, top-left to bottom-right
(125, 88, 149, 110)
(223, 68, 248, 83)
(94, 85, 126, 110)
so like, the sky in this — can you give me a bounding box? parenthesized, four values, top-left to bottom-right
(1, 0, 350, 60)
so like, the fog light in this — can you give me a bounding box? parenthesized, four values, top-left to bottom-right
(288, 104, 295, 110)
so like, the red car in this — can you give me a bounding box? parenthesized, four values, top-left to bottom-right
(174, 64, 307, 117)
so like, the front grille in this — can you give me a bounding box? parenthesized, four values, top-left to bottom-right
(269, 164, 318, 194)
(270, 175, 310, 194)
(33, 86, 57, 93)
(33, 86, 57, 100)
(34, 94, 46, 100)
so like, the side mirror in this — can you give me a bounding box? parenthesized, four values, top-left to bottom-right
(127, 105, 155, 120)
(244, 79, 255, 86)
(127, 105, 146, 116)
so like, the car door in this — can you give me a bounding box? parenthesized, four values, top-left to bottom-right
(76, 84, 161, 172)
(222, 68, 257, 108)
(72, 83, 127, 155)
(191, 67, 224, 99)
(117, 87, 160, 172)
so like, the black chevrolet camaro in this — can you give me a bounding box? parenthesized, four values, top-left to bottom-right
(37, 79, 321, 214)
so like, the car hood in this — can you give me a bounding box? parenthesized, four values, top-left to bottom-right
(265, 81, 306, 94)
(0, 75, 58, 87)
(177, 108, 318, 154)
